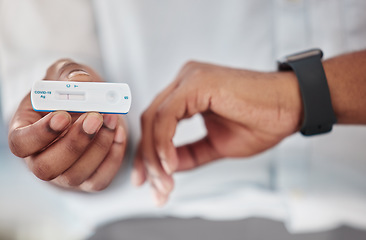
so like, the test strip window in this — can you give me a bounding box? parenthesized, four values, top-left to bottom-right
(56, 91, 85, 101)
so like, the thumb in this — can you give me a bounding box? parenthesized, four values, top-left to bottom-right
(9, 110, 71, 158)
(175, 136, 222, 172)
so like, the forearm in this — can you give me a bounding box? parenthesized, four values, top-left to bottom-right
(323, 50, 366, 124)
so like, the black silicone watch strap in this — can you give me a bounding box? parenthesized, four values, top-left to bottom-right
(278, 50, 337, 136)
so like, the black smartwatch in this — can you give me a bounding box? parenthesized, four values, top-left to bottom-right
(278, 49, 337, 136)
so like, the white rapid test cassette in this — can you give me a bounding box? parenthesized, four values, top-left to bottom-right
(31, 81, 131, 114)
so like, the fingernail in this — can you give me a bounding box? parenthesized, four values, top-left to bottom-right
(131, 168, 142, 186)
(152, 188, 167, 207)
(152, 177, 169, 195)
(49, 112, 71, 131)
(83, 113, 103, 134)
(79, 181, 95, 193)
(67, 70, 90, 80)
(144, 161, 160, 177)
(103, 114, 118, 130)
(161, 159, 173, 175)
(114, 126, 125, 143)
(158, 151, 173, 175)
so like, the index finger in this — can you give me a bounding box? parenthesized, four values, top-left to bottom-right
(152, 82, 212, 174)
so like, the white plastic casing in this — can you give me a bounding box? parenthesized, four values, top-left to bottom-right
(31, 81, 131, 114)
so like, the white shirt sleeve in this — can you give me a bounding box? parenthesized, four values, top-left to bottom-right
(0, 0, 102, 123)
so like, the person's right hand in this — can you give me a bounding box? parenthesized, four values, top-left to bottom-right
(8, 59, 128, 192)
(131, 61, 303, 205)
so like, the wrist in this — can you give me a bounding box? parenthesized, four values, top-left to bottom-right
(273, 71, 304, 133)
(277, 49, 337, 135)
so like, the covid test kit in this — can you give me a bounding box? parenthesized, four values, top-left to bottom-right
(31, 81, 131, 114)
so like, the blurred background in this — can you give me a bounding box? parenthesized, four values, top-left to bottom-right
(1, 1, 366, 240)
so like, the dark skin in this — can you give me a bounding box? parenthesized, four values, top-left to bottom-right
(8, 59, 128, 192)
(131, 50, 366, 206)
(8, 50, 366, 205)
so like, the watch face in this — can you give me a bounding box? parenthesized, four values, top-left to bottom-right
(286, 48, 323, 62)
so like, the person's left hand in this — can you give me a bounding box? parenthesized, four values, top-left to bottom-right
(8, 59, 128, 192)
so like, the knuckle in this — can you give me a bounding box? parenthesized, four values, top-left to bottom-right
(154, 107, 165, 122)
(94, 136, 112, 152)
(181, 62, 209, 85)
(140, 110, 152, 128)
(8, 135, 26, 158)
(190, 66, 207, 80)
(32, 161, 56, 181)
(64, 138, 86, 156)
(154, 109, 169, 134)
(183, 60, 199, 70)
